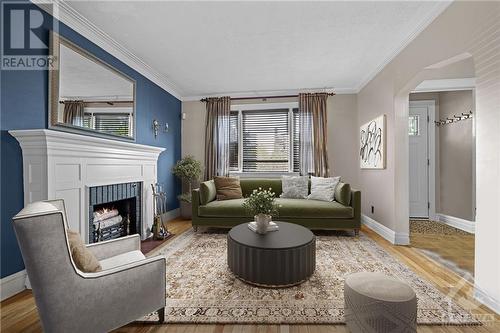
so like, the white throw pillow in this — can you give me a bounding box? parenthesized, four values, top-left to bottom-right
(308, 176, 341, 202)
(280, 176, 309, 199)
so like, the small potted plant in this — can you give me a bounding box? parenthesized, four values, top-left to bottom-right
(172, 156, 203, 219)
(242, 187, 279, 234)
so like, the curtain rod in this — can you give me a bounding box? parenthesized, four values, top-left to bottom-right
(59, 100, 133, 104)
(200, 92, 335, 102)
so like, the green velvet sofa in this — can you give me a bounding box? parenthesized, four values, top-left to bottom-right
(191, 178, 361, 234)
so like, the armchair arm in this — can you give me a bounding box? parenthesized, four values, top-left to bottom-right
(73, 255, 166, 332)
(82, 255, 166, 278)
(86, 234, 140, 260)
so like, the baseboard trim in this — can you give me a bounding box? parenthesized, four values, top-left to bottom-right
(474, 285, 500, 315)
(1, 270, 27, 301)
(437, 214, 475, 234)
(165, 208, 180, 221)
(361, 214, 409, 245)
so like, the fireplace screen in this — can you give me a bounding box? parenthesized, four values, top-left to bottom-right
(88, 182, 142, 243)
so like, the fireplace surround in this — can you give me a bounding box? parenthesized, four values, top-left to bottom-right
(10, 129, 165, 242)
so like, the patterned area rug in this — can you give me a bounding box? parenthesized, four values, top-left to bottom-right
(410, 219, 471, 236)
(143, 229, 478, 325)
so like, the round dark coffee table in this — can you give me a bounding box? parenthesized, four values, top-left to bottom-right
(227, 222, 316, 287)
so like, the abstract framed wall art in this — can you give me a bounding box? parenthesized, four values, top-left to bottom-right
(360, 114, 386, 169)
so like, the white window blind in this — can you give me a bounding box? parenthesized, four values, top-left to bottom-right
(242, 109, 290, 172)
(94, 114, 131, 136)
(229, 104, 300, 173)
(292, 108, 300, 172)
(229, 111, 239, 170)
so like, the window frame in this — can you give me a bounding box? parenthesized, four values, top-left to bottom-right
(229, 102, 299, 177)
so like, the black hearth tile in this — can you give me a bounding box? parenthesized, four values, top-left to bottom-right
(97, 186, 102, 204)
(90, 187, 96, 205)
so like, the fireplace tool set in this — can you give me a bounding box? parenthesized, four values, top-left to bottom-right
(151, 183, 172, 240)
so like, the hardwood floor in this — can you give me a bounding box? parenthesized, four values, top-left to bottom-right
(1, 221, 498, 333)
(409, 220, 475, 276)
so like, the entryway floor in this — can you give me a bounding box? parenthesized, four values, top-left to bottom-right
(410, 219, 474, 279)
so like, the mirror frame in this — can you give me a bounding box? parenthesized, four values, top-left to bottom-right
(49, 31, 137, 141)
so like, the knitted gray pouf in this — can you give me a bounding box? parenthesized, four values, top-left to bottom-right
(344, 272, 417, 333)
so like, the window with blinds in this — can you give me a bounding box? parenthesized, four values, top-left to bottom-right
(229, 105, 300, 173)
(83, 113, 131, 137)
(292, 108, 300, 172)
(229, 112, 239, 170)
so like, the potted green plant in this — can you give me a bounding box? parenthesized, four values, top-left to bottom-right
(172, 156, 203, 219)
(242, 187, 279, 234)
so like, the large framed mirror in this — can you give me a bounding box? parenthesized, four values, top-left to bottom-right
(49, 32, 136, 141)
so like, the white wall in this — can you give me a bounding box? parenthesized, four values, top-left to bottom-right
(438, 90, 474, 221)
(181, 94, 359, 185)
(356, 1, 500, 312)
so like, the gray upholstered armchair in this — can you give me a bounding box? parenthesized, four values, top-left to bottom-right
(12, 199, 166, 333)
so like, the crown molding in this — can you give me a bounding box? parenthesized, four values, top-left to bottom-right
(355, 1, 453, 93)
(32, 0, 183, 100)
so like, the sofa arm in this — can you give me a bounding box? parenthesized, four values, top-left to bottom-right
(350, 189, 361, 223)
(86, 234, 140, 260)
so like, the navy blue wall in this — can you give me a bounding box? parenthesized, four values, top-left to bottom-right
(1, 4, 181, 278)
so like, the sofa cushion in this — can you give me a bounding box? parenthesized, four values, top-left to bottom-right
(199, 198, 250, 217)
(335, 182, 351, 206)
(214, 176, 243, 200)
(200, 180, 216, 205)
(99, 250, 146, 271)
(276, 198, 353, 219)
(240, 178, 282, 197)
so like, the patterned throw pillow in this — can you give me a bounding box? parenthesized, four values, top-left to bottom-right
(308, 176, 341, 202)
(280, 176, 309, 199)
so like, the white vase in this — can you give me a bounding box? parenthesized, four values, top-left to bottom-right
(254, 214, 272, 234)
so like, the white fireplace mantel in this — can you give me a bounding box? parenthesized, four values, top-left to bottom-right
(9, 129, 165, 242)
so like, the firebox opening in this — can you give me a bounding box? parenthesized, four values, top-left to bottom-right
(92, 198, 137, 243)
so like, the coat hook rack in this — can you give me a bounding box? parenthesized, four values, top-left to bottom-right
(434, 110, 472, 127)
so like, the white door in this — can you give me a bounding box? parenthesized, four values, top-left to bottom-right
(409, 105, 429, 218)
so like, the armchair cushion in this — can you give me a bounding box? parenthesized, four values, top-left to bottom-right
(67, 230, 102, 272)
(99, 250, 146, 271)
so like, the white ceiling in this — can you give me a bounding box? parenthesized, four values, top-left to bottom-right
(65, 1, 450, 99)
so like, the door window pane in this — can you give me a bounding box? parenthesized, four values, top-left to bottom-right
(409, 115, 420, 136)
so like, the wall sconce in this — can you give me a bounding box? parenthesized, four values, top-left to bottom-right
(153, 119, 160, 138)
(153, 120, 169, 138)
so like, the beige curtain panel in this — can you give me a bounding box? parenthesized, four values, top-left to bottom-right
(204, 97, 231, 180)
(63, 100, 85, 127)
(299, 93, 330, 177)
